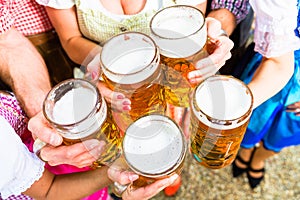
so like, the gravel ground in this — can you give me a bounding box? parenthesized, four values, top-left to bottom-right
(150, 145, 300, 200)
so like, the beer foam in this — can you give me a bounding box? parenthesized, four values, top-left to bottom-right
(123, 115, 184, 175)
(105, 48, 157, 84)
(101, 32, 159, 84)
(193, 77, 252, 128)
(52, 87, 97, 124)
(150, 6, 206, 58)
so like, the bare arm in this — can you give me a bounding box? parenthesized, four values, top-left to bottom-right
(248, 52, 294, 109)
(45, 6, 100, 65)
(24, 166, 112, 200)
(0, 28, 51, 117)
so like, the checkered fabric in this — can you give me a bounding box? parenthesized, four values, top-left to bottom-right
(0, 0, 53, 36)
(0, 92, 32, 200)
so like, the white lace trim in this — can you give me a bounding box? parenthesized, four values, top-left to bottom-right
(1, 146, 45, 199)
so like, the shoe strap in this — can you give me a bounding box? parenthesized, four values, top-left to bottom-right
(236, 154, 249, 165)
(249, 166, 265, 173)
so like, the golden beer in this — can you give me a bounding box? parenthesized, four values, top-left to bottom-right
(122, 114, 187, 188)
(150, 5, 207, 107)
(100, 32, 166, 132)
(43, 79, 122, 167)
(189, 75, 253, 169)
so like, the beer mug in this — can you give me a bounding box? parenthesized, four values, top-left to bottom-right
(42, 78, 122, 167)
(150, 5, 207, 107)
(100, 32, 166, 132)
(189, 75, 253, 169)
(118, 114, 187, 189)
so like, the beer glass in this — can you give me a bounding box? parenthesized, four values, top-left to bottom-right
(150, 5, 207, 107)
(189, 75, 253, 169)
(121, 114, 187, 188)
(43, 78, 122, 167)
(100, 32, 166, 132)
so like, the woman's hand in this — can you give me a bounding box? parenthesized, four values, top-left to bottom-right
(86, 54, 131, 112)
(187, 17, 234, 84)
(286, 101, 300, 116)
(108, 167, 178, 200)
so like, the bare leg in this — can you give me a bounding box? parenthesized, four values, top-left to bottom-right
(249, 142, 276, 178)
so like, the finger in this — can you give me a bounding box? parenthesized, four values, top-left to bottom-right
(86, 54, 101, 80)
(182, 108, 191, 139)
(41, 139, 102, 167)
(206, 17, 222, 39)
(108, 167, 139, 185)
(28, 112, 63, 146)
(123, 174, 179, 200)
(97, 81, 131, 112)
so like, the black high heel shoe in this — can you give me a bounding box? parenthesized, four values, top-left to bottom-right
(246, 146, 265, 189)
(232, 155, 249, 177)
(247, 166, 265, 189)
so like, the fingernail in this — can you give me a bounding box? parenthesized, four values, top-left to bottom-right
(92, 71, 98, 80)
(123, 105, 131, 111)
(117, 94, 124, 99)
(128, 174, 139, 182)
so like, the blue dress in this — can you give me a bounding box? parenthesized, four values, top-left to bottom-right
(239, 4, 300, 152)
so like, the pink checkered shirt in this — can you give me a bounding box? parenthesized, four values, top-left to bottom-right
(0, 0, 53, 36)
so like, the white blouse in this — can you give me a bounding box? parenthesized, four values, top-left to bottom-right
(0, 116, 45, 199)
(250, 0, 300, 57)
(36, 0, 206, 45)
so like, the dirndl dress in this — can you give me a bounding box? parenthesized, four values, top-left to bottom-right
(239, 3, 300, 152)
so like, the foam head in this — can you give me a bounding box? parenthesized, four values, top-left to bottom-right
(150, 5, 206, 58)
(193, 75, 253, 129)
(100, 32, 159, 84)
(43, 79, 106, 139)
(123, 115, 186, 176)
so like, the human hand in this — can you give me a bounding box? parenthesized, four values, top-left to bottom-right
(108, 167, 178, 200)
(28, 112, 105, 167)
(86, 54, 131, 112)
(187, 17, 234, 84)
(286, 101, 300, 116)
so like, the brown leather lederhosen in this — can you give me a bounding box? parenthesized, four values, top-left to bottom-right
(26, 30, 78, 86)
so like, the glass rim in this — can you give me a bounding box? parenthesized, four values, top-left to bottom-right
(100, 31, 160, 78)
(192, 75, 254, 123)
(122, 114, 187, 178)
(43, 78, 102, 127)
(150, 5, 206, 40)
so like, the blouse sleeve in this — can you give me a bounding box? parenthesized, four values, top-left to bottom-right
(35, 0, 75, 9)
(250, 0, 300, 58)
(0, 116, 45, 199)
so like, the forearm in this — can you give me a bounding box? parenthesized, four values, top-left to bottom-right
(25, 166, 112, 200)
(207, 8, 236, 35)
(248, 52, 294, 109)
(0, 28, 51, 117)
(45, 6, 101, 65)
(63, 36, 101, 65)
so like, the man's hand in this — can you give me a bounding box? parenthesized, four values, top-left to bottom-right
(28, 111, 105, 167)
